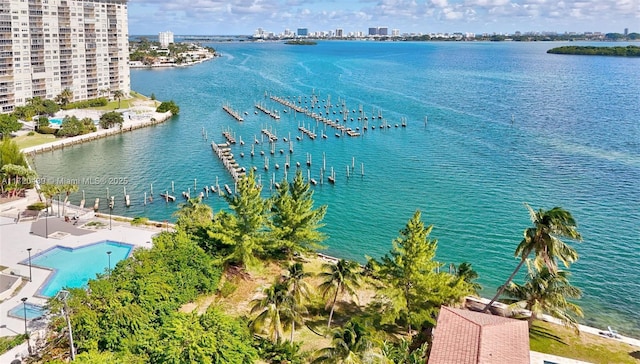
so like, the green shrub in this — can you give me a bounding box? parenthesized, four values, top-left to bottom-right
(218, 280, 237, 297)
(131, 216, 149, 226)
(99, 111, 124, 129)
(61, 97, 108, 110)
(156, 100, 180, 115)
(37, 126, 57, 135)
(27, 202, 47, 211)
(27, 131, 35, 136)
(0, 335, 27, 354)
(36, 116, 50, 128)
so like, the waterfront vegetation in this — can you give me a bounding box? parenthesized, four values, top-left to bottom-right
(129, 38, 217, 66)
(1, 90, 178, 153)
(0, 138, 33, 199)
(285, 40, 318, 45)
(547, 45, 640, 57)
(98, 112, 124, 130)
(55, 116, 98, 137)
(156, 100, 180, 115)
(16, 167, 618, 363)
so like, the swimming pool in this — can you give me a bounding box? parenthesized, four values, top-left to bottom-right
(49, 118, 99, 126)
(8, 302, 47, 320)
(23, 240, 133, 297)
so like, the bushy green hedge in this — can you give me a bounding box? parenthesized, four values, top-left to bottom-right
(61, 97, 108, 110)
(37, 126, 58, 135)
(156, 100, 180, 115)
(27, 202, 47, 211)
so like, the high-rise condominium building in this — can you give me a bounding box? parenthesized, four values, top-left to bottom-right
(158, 30, 173, 48)
(0, 0, 131, 113)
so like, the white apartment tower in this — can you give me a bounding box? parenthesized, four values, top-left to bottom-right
(158, 30, 173, 48)
(0, 0, 131, 113)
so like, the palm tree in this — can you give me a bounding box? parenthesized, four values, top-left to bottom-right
(282, 262, 312, 341)
(312, 320, 376, 363)
(250, 281, 294, 343)
(483, 203, 582, 313)
(318, 259, 361, 328)
(455, 262, 482, 294)
(60, 183, 79, 217)
(112, 90, 125, 109)
(55, 88, 73, 106)
(40, 183, 61, 215)
(504, 265, 583, 331)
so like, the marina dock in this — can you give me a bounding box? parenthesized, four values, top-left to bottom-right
(222, 104, 244, 122)
(211, 140, 246, 182)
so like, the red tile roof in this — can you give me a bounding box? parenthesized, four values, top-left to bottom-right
(428, 306, 530, 364)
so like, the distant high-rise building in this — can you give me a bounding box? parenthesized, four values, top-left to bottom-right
(378, 27, 388, 36)
(336, 28, 343, 38)
(159, 31, 174, 48)
(297, 28, 308, 37)
(0, 0, 130, 113)
(368, 27, 378, 36)
(624, 28, 629, 35)
(392, 29, 400, 37)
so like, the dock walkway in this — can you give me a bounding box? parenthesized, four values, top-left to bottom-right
(211, 140, 245, 182)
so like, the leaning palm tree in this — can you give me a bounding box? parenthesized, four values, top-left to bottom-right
(249, 281, 294, 343)
(504, 264, 583, 331)
(282, 262, 312, 341)
(112, 90, 125, 109)
(483, 203, 582, 312)
(318, 259, 361, 328)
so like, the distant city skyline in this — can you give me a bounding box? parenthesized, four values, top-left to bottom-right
(128, 0, 638, 36)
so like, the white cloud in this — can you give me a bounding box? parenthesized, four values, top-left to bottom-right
(127, 0, 640, 35)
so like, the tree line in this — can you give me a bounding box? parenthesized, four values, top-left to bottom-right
(547, 45, 640, 57)
(27, 169, 583, 363)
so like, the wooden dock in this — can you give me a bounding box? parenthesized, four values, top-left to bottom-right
(222, 131, 236, 144)
(211, 140, 246, 181)
(222, 104, 244, 122)
(255, 103, 281, 120)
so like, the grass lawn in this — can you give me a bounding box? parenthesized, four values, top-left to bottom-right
(14, 133, 57, 149)
(531, 321, 640, 363)
(91, 91, 158, 111)
(0, 335, 26, 354)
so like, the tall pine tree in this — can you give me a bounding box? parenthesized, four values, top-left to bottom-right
(270, 170, 327, 259)
(372, 210, 472, 334)
(208, 171, 271, 269)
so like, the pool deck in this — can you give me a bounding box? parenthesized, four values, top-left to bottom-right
(0, 207, 161, 340)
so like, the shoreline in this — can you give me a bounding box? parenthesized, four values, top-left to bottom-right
(20, 109, 172, 155)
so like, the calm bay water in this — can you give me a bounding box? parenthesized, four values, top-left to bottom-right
(33, 41, 640, 335)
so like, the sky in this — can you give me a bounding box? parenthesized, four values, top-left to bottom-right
(127, 0, 639, 36)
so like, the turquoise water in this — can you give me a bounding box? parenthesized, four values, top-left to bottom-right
(8, 302, 47, 320)
(32, 41, 640, 335)
(27, 241, 133, 297)
(49, 118, 63, 125)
